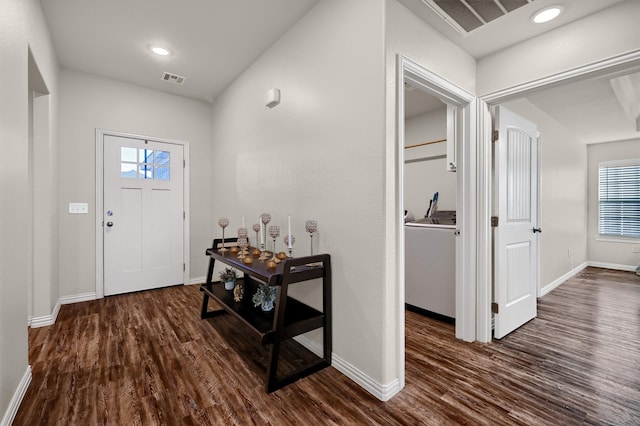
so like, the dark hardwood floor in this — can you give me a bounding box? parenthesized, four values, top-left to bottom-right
(14, 267, 640, 425)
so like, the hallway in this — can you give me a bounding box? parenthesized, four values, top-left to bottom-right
(15, 267, 640, 425)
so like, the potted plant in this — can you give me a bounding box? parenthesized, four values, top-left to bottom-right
(252, 283, 278, 312)
(219, 267, 237, 291)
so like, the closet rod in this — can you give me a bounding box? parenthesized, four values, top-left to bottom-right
(404, 138, 446, 149)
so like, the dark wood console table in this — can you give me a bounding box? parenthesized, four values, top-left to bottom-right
(200, 241, 331, 392)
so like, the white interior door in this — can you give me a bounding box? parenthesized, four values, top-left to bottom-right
(493, 106, 539, 339)
(103, 134, 184, 296)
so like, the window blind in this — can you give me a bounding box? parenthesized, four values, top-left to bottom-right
(598, 160, 640, 238)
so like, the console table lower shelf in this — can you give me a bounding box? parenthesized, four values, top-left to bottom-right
(199, 249, 331, 393)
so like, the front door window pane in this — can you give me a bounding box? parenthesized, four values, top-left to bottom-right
(121, 147, 137, 162)
(121, 163, 137, 178)
(120, 146, 172, 181)
(139, 164, 153, 179)
(155, 166, 170, 180)
(156, 151, 170, 165)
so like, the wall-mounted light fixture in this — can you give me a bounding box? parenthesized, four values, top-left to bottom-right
(265, 88, 281, 108)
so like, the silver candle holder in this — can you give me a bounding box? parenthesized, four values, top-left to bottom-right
(284, 235, 295, 258)
(305, 220, 317, 255)
(218, 217, 230, 252)
(260, 213, 271, 252)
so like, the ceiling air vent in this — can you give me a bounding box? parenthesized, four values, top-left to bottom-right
(422, 0, 534, 35)
(161, 71, 186, 85)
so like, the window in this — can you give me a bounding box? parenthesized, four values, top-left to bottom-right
(598, 159, 640, 238)
(120, 147, 170, 180)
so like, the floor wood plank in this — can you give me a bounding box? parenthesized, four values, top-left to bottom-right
(13, 267, 640, 425)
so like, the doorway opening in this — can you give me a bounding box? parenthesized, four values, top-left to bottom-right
(396, 55, 475, 391)
(403, 86, 457, 322)
(27, 47, 57, 328)
(477, 51, 640, 342)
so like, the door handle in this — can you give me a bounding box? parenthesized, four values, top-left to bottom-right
(106, 221, 114, 227)
(533, 227, 542, 233)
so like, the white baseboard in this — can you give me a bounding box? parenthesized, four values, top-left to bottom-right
(588, 261, 637, 272)
(0, 366, 31, 426)
(332, 355, 400, 401)
(188, 276, 206, 285)
(540, 262, 588, 297)
(59, 292, 97, 305)
(30, 292, 96, 328)
(30, 299, 60, 328)
(294, 335, 400, 401)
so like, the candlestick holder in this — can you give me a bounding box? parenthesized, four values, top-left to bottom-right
(237, 237, 248, 261)
(237, 228, 249, 258)
(252, 223, 262, 255)
(305, 220, 317, 255)
(284, 235, 295, 258)
(269, 225, 281, 263)
(260, 213, 271, 251)
(218, 217, 230, 252)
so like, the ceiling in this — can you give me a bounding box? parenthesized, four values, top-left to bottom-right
(40, 0, 321, 102)
(396, 0, 626, 58)
(398, 0, 639, 144)
(404, 84, 445, 119)
(41, 0, 638, 143)
(526, 71, 640, 144)
(405, 68, 640, 144)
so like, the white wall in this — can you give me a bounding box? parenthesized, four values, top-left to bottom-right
(587, 139, 640, 269)
(477, 0, 640, 95)
(210, 0, 389, 390)
(403, 108, 456, 217)
(0, 0, 58, 422)
(502, 99, 588, 289)
(58, 69, 213, 297)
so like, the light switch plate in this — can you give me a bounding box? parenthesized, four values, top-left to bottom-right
(69, 203, 88, 214)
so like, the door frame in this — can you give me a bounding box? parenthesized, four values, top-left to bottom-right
(95, 129, 190, 299)
(395, 55, 476, 390)
(476, 50, 640, 342)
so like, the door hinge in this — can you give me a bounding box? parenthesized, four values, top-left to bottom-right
(183, 211, 186, 220)
(183, 263, 186, 271)
(492, 130, 499, 142)
(183, 159, 186, 168)
(491, 303, 499, 314)
(491, 216, 499, 227)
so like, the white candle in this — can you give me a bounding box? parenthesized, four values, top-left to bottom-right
(242, 217, 245, 228)
(259, 217, 264, 245)
(288, 215, 292, 248)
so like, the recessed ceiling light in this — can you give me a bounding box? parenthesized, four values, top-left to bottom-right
(531, 5, 564, 24)
(150, 45, 171, 56)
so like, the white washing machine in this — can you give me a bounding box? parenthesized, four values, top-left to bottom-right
(404, 215, 456, 319)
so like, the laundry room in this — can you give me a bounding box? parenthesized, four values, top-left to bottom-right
(403, 83, 457, 323)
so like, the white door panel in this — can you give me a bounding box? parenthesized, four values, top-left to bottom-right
(494, 106, 539, 339)
(103, 134, 184, 296)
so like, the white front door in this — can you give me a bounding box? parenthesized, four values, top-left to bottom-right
(493, 106, 539, 339)
(103, 134, 184, 296)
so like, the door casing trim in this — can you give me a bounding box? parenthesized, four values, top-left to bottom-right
(395, 55, 476, 393)
(95, 128, 190, 298)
